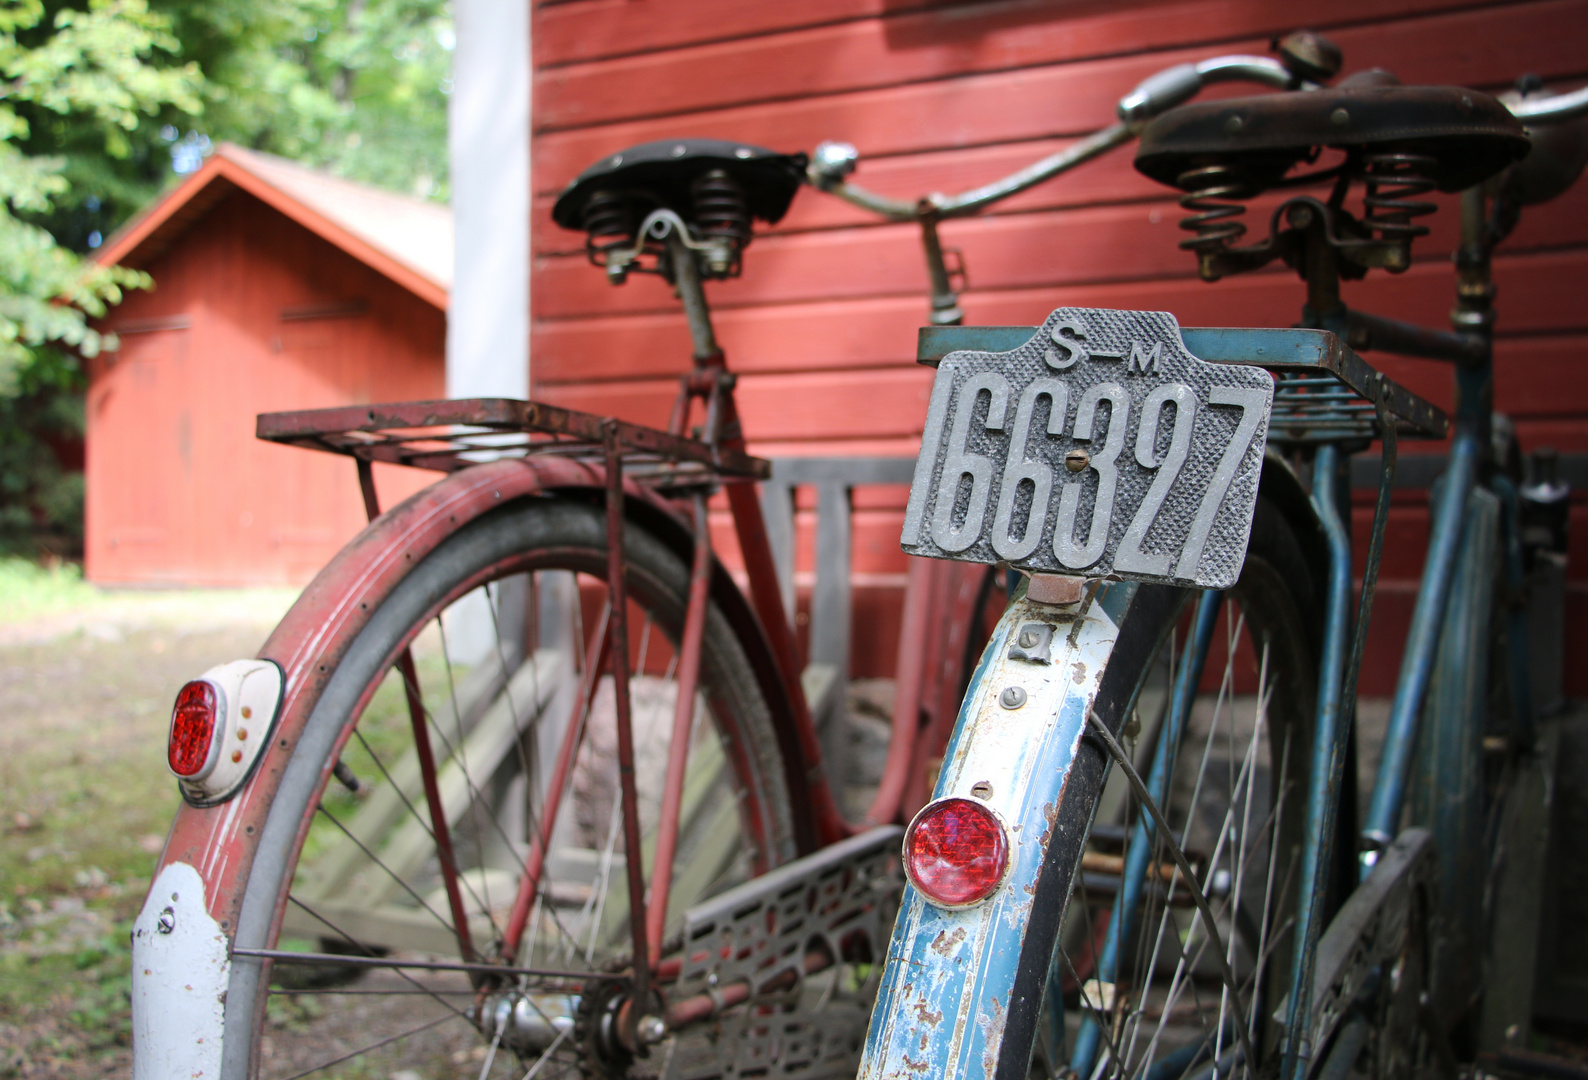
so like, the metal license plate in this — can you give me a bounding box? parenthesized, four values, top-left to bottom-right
(902, 308, 1274, 590)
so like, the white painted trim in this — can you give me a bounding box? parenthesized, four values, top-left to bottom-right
(132, 862, 228, 1079)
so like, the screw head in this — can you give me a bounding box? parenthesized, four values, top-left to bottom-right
(157, 906, 175, 934)
(1224, 115, 1244, 134)
(970, 780, 994, 800)
(638, 1015, 669, 1044)
(1330, 107, 1351, 127)
(1019, 629, 1038, 648)
(999, 686, 1027, 709)
(1064, 449, 1090, 473)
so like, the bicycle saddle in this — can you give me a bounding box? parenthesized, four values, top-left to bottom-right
(1135, 81, 1529, 193)
(551, 138, 807, 231)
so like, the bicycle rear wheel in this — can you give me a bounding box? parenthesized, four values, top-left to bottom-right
(1034, 486, 1326, 1080)
(224, 495, 802, 1079)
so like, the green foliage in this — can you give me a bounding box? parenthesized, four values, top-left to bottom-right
(0, 348, 84, 553)
(0, 0, 199, 383)
(0, 0, 452, 556)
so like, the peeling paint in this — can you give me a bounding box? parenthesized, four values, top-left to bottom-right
(930, 927, 966, 957)
(914, 999, 944, 1026)
(979, 995, 1007, 1079)
(1039, 799, 1060, 848)
(902, 1054, 930, 1073)
(1072, 660, 1087, 684)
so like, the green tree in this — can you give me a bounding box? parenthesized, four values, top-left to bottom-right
(1, 0, 200, 384)
(1, 0, 452, 554)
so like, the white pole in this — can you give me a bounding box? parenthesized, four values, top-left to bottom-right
(447, 0, 530, 399)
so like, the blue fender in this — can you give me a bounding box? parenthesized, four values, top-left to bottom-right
(859, 580, 1176, 1080)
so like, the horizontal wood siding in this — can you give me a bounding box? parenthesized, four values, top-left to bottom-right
(87, 193, 444, 586)
(532, 0, 1588, 688)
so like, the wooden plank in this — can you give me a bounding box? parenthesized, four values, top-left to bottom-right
(534, 0, 950, 69)
(534, 183, 1588, 318)
(537, 366, 935, 441)
(531, 0, 1588, 190)
(531, 136, 1164, 254)
(535, 152, 1588, 257)
(535, 0, 1482, 131)
(534, 249, 1588, 385)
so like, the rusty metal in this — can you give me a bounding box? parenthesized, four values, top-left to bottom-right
(256, 396, 769, 484)
(604, 421, 652, 1041)
(395, 648, 475, 965)
(498, 604, 612, 962)
(361, 444, 477, 966)
(644, 492, 713, 968)
(865, 557, 935, 827)
(1027, 574, 1085, 605)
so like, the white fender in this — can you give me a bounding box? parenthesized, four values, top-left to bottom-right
(132, 862, 228, 1078)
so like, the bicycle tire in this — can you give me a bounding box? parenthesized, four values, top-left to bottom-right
(1020, 473, 1327, 1080)
(221, 494, 802, 1079)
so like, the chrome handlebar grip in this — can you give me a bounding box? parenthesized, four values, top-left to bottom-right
(1508, 83, 1588, 124)
(1118, 55, 1298, 128)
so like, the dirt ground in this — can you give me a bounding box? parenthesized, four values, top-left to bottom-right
(0, 592, 294, 1078)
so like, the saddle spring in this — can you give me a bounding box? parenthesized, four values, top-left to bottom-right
(1359, 152, 1437, 259)
(580, 190, 639, 276)
(691, 169, 753, 278)
(1176, 163, 1259, 277)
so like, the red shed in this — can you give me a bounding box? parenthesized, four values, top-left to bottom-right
(86, 144, 449, 586)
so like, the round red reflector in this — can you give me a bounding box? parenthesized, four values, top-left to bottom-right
(169, 680, 220, 778)
(905, 797, 1010, 907)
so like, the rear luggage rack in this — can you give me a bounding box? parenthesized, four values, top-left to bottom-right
(256, 397, 769, 487)
(916, 324, 1448, 443)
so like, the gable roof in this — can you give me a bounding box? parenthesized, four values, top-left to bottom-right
(95, 144, 451, 309)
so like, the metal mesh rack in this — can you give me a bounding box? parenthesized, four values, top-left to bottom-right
(1175, 328, 1449, 444)
(255, 397, 768, 487)
(916, 323, 1449, 444)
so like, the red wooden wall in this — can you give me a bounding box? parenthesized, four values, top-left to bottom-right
(87, 192, 444, 586)
(530, 0, 1588, 692)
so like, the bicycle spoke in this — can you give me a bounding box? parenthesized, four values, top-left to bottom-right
(278, 1012, 466, 1080)
(312, 803, 460, 936)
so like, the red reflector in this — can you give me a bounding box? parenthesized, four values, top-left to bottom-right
(169, 681, 220, 778)
(905, 797, 1010, 907)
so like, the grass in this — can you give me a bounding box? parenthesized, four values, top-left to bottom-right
(0, 558, 99, 624)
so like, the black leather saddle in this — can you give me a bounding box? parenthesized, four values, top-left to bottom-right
(551, 138, 807, 232)
(1136, 81, 1529, 193)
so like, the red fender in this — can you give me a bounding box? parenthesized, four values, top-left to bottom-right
(151, 457, 818, 937)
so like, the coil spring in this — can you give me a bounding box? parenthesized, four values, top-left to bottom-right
(580, 190, 637, 265)
(1176, 164, 1257, 255)
(1361, 152, 1436, 243)
(691, 169, 752, 276)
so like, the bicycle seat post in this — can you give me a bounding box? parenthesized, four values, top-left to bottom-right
(668, 229, 722, 365)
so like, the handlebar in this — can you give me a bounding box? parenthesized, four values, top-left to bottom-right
(799, 35, 1584, 325)
(809, 53, 1302, 223)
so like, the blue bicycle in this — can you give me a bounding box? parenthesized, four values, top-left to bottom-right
(848, 34, 1588, 1080)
